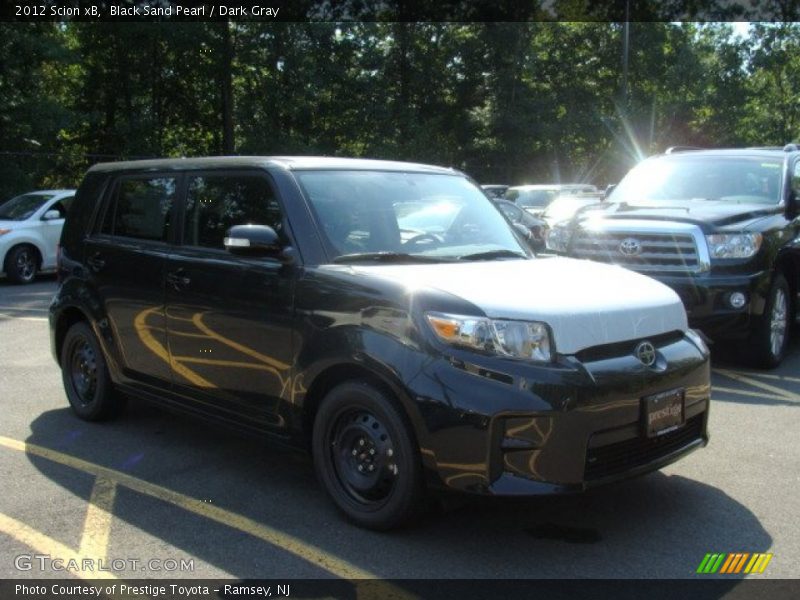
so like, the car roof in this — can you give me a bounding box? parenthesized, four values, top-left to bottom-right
(509, 184, 593, 190)
(16, 189, 75, 196)
(87, 156, 459, 175)
(656, 148, 794, 160)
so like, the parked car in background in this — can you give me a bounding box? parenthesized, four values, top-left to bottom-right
(507, 184, 598, 217)
(0, 189, 75, 284)
(481, 184, 509, 199)
(493, 198, 546, 252)
(547, 145, 800, 367)
(51, 156, 709, 529)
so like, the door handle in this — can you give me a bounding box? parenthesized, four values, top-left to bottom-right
(87, 253, 105, 271)
(166, 269, 191, 289)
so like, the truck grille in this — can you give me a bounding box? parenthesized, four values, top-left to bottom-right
(571, 230, 701, 273)
(584, 414, 705, 481)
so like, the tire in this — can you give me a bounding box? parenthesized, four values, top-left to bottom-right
(61, 322, 125, 421)
(743, 273, 791, 368)
(5, 245, 39, 284)
(312, 380, 427, 530)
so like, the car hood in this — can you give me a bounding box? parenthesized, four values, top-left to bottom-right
(0, 220, 26, 230)
(344, 257, 687, 354)
(583, 200, 781, 229)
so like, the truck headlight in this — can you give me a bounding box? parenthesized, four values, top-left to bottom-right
(545, 224, 570, 252)
(705, 233, 762, 259)
(425, 312, 552, 361)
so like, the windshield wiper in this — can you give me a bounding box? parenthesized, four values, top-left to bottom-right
(457, 249, 529, 261)
(332, 251, 448, 264)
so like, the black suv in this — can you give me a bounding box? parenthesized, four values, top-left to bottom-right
(51, 157, 710, 529)
(548, 146, 800, 367)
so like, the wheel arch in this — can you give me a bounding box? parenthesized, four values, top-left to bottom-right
(54, 306, 92, 367)
(301, 361, 426, 457)
(3, 240, 44, 271)
(774, 249, 800, 319)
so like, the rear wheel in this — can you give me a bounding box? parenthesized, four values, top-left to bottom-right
(743, 273, 790, 368)
(61, 322, 125, 420)
(312, 381, 426, 530)
(5, 245, 38, 284)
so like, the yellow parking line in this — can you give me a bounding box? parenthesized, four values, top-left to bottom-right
(724, 370, 800, 384)
(0, 314, 49, 322)
(0, 435, 378, 580)
(0, 512, 117, 580)
(0, 305, 48, 312)
(78, 476, 117, 559)
(713, 386, 795, 402)
(714, 369, 799, 402)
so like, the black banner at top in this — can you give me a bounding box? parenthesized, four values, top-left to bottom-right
(1, 0, 799, 22)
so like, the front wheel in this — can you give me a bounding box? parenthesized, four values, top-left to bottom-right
(312, 381, 426, 530)
(742, 273, 791, 368)
(61, 322, 125, 420)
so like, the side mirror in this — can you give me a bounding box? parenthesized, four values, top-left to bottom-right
(42, 210, 62, 221)
(512, 222, 532, 241)
(223, 224, 284, 257)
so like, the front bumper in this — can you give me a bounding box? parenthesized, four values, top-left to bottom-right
(650, 271, 770, 340)
(408, 333, 710, 495)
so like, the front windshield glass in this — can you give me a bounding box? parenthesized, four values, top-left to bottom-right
(295, 170, 527, 261)
(0, 193, 53, 220)
(610, 156, 783, 205)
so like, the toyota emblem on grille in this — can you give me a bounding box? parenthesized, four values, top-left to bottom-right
(635, 341, 657, 367)
(619, 237, 642, 256)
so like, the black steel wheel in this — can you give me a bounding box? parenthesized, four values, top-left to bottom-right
(312, 381, 426, 530)
(743, 273, 791, 368)
(61, 321, 124, 421)
(5, 245, 38, 284)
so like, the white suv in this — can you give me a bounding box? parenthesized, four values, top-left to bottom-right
(0, 189, 76, 284)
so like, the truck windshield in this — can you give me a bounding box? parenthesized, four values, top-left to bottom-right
(610, 156, 783, 205)
(295, 170, 528, 262)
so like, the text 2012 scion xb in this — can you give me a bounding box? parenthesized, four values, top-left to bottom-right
(50, 157, 710, 529)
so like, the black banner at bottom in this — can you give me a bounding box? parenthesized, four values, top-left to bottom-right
(1, 579, 798, 600)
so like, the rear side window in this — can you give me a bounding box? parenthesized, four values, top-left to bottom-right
(183, 174, 283, 249)
(101, 177, 176, 241)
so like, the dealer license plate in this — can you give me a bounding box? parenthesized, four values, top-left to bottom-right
(642, 388, 685, 437)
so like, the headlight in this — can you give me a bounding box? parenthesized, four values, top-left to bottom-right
(0, 229, 11, 236)
(705, 233, 762, 259)
(425, 312, 552, 361)
(545, 224, 570, 252)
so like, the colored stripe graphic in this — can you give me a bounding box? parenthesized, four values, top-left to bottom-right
(699, 553, 773, 574)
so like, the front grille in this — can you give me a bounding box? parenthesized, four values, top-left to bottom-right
(571, 230, 700, 273)
(584, 414, 704, 481)
(574, 330, 683, 363)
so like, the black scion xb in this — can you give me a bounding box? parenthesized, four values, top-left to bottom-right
(50, 157, 710, 529)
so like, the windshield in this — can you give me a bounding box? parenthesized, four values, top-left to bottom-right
(507, 188, 558, 208)
(0, 193, 54, 221)
(296, 170, 527, 262)
(610, 156, 784, 205)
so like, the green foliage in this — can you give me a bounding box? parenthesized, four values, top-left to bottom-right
(1, 22, 799, 199)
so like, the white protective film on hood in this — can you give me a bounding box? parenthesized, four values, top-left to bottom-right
(341, 257, 687, 354)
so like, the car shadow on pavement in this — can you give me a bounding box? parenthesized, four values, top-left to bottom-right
(22, 402, 770, 584)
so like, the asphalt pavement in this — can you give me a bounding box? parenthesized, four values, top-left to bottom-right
(0, 277, 798, 582)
